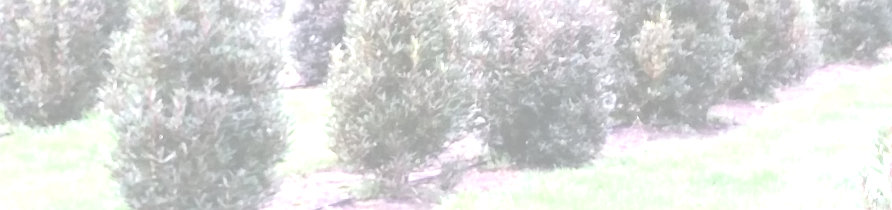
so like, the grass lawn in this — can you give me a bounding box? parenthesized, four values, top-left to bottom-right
(278, 88, 337, 175)
(0, 88, 336, 210)
(0, 114, 125, 210)
(437, 65, 892, 210)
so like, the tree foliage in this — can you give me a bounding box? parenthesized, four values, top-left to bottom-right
(327, 0, 471, 196)
(728, 0, 823, 99)
(0, 0, 123, 127)
(290, 0, 349, 87)
(463, 0, 618, 168)
(103, 0, 290, 209)
(815, 0, 892, 62)
(609, 0, 742, 127)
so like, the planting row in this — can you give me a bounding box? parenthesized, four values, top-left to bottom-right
(0, 0, 890, 208)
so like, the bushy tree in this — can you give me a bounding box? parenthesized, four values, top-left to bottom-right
(290, 0, 349, 87)
(102, 0, 289, 209)
(609, 0, 742, 127)
(327, 0, 471, 197)
(100, 0, 131, 34)
(815, 0, 892, 62)
(0, 0, 123, 127)
(266, 0, 285, 19)
(728, 0, 823, 99)
(461, 0, 617, 169)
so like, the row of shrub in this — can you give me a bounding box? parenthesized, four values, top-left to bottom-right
(0, 0, 890, 208)
(6, 0, 887, 130)
(325, 0, 890, 198)
(299, 0, 887, 120)
(609, 0, 744, 127)
(816, 0, 892, 63)
(290, 0, 349, 87)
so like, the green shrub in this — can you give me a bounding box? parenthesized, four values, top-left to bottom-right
(609, 0, 742, 127)
(815, 0, 892, 62)
(327, 0, 471, 197)
(462, 0, 617, 169)
(266, 0, 285, 19)
(605, 0, 660, 125)
(0, 0, 122, 127)
(290, 0, 349, 87)
(102, 0, 289, 209)
(100, 0, 131, 34)
(728, 0, 823, 99)
(861, 127, 892, 210)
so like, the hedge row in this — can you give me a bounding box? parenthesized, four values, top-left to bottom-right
(815, 0, 892, 63)
(1, 0, 888, 206)
(329, 0, 834, 197)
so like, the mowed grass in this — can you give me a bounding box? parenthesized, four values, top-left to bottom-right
(0, 88, 336, 210)
(0, 114, 125, 210)
(278, 88, 337, 174)
(438, 65, 892, 210)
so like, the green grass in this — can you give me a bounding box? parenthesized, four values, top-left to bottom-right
(278, 88, 337, 174)
(0, 88, 336, 210)
(0, 114, 125, 210)
(437, 66, 892, 210)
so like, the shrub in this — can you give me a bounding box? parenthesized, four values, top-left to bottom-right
(728, 0, 823, 99)
(461, 0, 617, 169)
(0, 0, 123, 127)
(815, 0, 892, 62)
(266, 0, 285, 19)
(102, 0, 289, 209)
(609, 0, 742, 127)
(327, 0, 471, 197)
(290, 0, 349, 87)
(861, 127, 892, 210)
(99, 0, 131, 34)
